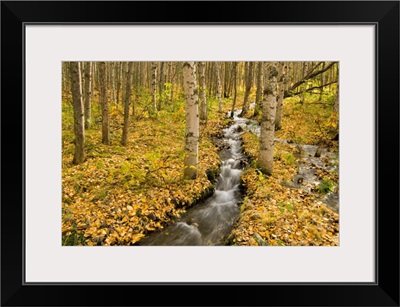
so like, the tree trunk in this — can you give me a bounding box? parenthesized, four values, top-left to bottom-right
(99, 62, 110, 145)
(241, 61, 254, 116)
(121, 62, 134, 146)
(158, 61, 164, 110)
(116, 62, 122, 105)
(70, 62, 85, 164)
(182, 62, 199, 180)
(109, 62, 115, 103)
(83, 62, 92, 129)
(198, 61, 207, 120)
(275, 62, 286, 131)
(230, 62, 238, 118)
(254, 62, 264, 118)
(215, 62, 223, 113)
(224, 62, 230, 98)
(334, 81, 339, 113)
(151, 62, 158, 114)
(258, 63, 278, 175)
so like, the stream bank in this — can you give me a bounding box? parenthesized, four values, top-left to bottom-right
(139, 111, 248, 246)
(227, 112, 339, 246)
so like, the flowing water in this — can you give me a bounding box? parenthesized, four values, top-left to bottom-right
(245, 112, 339, 213)
(139, 110, 247, 246)
(139, 105, 339, 245)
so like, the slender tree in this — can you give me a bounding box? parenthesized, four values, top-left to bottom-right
(334, 81, 339, 113)
(182, 62, 199, 180)
(70, 62, 85, 164)
(258, 63, 278, 175)
(275, 62, 286, 131)
(198, 61, 207, 120)
(83, 62, 92, 129)
(99, 62, 110, 145)
(240, 61, 254, 116)
(254, 62, 264, 117)
(151, 62, 158, 114)
(230, 62, 238, 118)
(215, 62, 223, 113)
(115, 62, 122, 105)
(121, 62, 134, 146)
(109, 62, 115, 103)
(158, 62, 165, 110)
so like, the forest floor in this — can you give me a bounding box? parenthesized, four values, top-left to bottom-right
(62, 92, 339, 246)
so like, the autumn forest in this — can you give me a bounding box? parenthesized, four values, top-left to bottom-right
(62, 61, 339, 246)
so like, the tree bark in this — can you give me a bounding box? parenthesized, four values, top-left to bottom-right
(334, 81, 339, 113)
(183, 62, 199, 180)
(230, 62, 238, 118)
(121, 62, 134, 146)
(151, 62, 158, 114)
(109, 62, 115, 103)
(158, 61, 164, 110)
(99, 62, 110, 145)
(215, 62, 223, 113)
(275, 62, 286, 131)
(83, 62, 92, 129)
(115, 62, 122, 105)
(241, 61, 254, 116)
(198, 61, 207, 120)
(70, 62, 85, 164)
(254, 62, 264, 117)
(258, 63, 278, 175)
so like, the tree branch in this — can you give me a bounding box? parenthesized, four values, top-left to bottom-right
(285, 80, 338, 98)
(289, 62, 337, 92)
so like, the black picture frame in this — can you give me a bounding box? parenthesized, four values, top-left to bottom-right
(1, 1, 399, 306)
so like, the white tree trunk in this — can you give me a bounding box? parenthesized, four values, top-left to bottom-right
(121, 62, 134, 146)
(199, 62, 207, 120)
(151, 62, 157, 113)
(183, 62, 199, 180)
(334, 80, 339, 113)
(275, 62, 286, 131)
(70, 62, 85, 164)
(99, 62, 110, 145)
(258, 63, 278, 175)
(84, 62, 92, 129)
(215, 62, 223, 113)
(241, 61, 254, 116)
(254, 62, 264, 117)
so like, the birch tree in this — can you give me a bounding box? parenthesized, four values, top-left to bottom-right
(121, 62, 134, 146)
(183, 62, 199, 180)
(258, 63, 278, 175)
(254, 62, 264, 117)
(83, 62, 92, 129)
(99, 62, 110, 145)
(334, 69, 339, 113)
(230, 62, 238, 118)
(151, 62, 157, 114)
(70, 62, 85, 164)
(275, 62, 286, 131)
(240, 61, 254, 116)
(215, 62, 223, 113)
(198, 61, 207, 120)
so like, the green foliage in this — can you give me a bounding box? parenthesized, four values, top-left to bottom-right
(283, 153, 296, 165)
(318, 178, 335, 194)
(62, 226, 87, 246)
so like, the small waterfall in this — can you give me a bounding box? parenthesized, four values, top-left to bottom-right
(139, 112, 247, 246)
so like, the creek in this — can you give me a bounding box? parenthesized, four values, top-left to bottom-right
(139, 106, 339, 245)
(139, 109, 248, 246)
